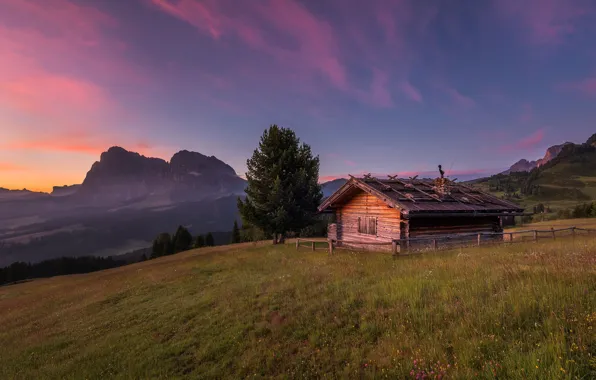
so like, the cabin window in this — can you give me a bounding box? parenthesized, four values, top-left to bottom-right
(358, 216, 377, 235)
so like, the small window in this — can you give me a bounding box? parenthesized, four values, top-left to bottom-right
(358, 216, 377, 235)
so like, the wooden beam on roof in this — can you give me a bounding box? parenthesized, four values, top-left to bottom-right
(393, 178, 442, 202)
(457, 181, 521, 208)
(453, 187, 486, 204)
(370, 177, 416, 202)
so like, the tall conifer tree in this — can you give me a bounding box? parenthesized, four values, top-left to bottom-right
(238, 125, 322, 243)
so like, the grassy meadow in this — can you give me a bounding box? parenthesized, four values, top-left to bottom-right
(1, 235, 595, 379)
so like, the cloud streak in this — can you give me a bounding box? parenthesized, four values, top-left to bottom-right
(0, 163, 26, 172)
(499, 129, 545, 152)
(495, 0, 593, 45)
(558, 77, 596, 96)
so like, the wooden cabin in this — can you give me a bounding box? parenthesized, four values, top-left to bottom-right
(318, 175, 525, 251)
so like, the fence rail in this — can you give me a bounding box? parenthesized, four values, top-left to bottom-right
(296, 226, 596, 255)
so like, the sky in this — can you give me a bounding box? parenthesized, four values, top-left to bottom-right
(1, 0, 596, 192)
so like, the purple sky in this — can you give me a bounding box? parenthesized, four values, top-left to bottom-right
(1, 0, 596, 191)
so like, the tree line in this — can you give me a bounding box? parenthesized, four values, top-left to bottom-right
(0, 256, 127, 286)
(150, 226, 218, 259)
(2, 125, 327, 285)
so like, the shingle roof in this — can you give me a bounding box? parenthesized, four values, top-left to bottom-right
(318, 176, 525, 216)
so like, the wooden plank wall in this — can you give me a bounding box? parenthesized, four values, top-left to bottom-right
(336, 190, 401, 246)
(408, 216, 502, 237)
(327, 223, 337, 241)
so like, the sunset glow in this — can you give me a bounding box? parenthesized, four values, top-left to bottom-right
(1, 0, 595, 192)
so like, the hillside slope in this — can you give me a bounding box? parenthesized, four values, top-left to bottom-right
(472, 133, 596, 210)
(1, 241, 594, 378)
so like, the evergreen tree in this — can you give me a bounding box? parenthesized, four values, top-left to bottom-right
(151, 232, 172, 258)
(238, 125, 322, 244)
(172, 225, 193, 253)
(231, 220, 241, 243)
(194, 235, 205, 248)
(205, 232, 215, 247)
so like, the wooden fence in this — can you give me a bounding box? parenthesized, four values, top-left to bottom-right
(296, 226, 596, 256)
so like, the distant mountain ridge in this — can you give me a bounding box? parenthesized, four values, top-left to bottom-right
(503, 143, 572, 174)
(472, 133, 596, 205)
(0, 146, 248, 266)
(67, 146, 247, 206)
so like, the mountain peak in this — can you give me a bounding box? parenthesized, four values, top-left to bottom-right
(504, 142, 573, 174)
(170, 150, 236, 176)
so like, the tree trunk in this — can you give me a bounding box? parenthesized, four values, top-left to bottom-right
(278, 233, 286, 244)
(272, 233, 279, 245)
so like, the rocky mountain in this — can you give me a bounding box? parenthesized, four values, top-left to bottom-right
(503, 143, 572, 174)
(0, 188, 48, 201)
(473, 133, 596, 204)
(507, 159, 537, 173)
(51, 185, 81, 197)
(75, 146, 246, 206)
(0, 146, 247, 266)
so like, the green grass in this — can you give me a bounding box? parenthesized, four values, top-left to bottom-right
(1, 239, 595, 379)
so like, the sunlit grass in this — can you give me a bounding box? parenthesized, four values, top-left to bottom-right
(0, 238, 595, 379)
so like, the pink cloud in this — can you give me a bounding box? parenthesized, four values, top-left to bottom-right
(4, 133, 108, 155)
(151, 0, 440, 108)
(151, 0, 348, 90)
(445, 87, 475, 108)
(558, 77, 596, 95)
(0, 163, 26, 172)
(495, 0, 592, 45)
(0, 74, 109, 119)
(499, 129, 545, 152)
(399, 81, 423, 102)
(353, 68, 393, 107)
(0, 0, 158, 163)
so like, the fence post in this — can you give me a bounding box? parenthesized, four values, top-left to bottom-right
(477, 233, 481, 247)
(392, 240, 398, 257)
(328, 239, 333, 255)
(551, 227, 556, 240)
(311, 241, 315, 251)
(533, 230, 537, 241)
(296, 238, 299, 250)
(509, 233, 513, 242)
(432, 239, 437, 250)
(572, 227, 576, 239)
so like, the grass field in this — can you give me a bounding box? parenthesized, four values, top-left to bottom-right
(1, 236, 595, 379)
(507, 217, 596, 232)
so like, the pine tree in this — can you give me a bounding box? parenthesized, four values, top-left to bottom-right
(205, 232, 215, 247)
(194, 235, 205, 248)
(231, 220, 241, 243)
(238, 125, 322, 244)
(172, 225, 193, 253)
(151, 232, 172, 258)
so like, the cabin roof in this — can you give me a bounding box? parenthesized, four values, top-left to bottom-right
(318, 176, 525, 218)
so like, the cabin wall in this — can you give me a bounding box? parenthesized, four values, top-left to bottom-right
(335, 190, 401, 251)
(327, 223, 337, 241)
(408, 216, 502, 237)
